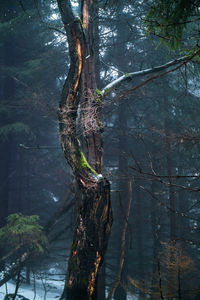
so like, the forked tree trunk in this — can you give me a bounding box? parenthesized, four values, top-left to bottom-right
(57, 1, 112, 299)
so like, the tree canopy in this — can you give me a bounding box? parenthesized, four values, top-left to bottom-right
(146, 0, 200, 50)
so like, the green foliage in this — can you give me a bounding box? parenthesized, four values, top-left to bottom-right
(0, 213, 48, 255)
(146, 0, 199, 49)
(0, 122, 34, 141)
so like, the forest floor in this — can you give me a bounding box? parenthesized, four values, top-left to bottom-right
(0, 275, 64, 299)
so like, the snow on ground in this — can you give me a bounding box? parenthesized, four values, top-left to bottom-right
(0, 276, 140, 300)
(0, 276, 64, 300)
(0, 282, 140, 300)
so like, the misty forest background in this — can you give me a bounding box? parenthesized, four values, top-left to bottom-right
(0, 0, 200, 299)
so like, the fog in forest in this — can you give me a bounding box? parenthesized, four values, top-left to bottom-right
(0, 1, 200, 299)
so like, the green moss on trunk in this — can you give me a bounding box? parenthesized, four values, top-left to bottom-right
(78, 150, 98, 176)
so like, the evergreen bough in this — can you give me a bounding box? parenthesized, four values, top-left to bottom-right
(0, 213, 48, 256)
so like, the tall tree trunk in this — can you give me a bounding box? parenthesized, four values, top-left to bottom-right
(164, 97, 176, 243)
(0, 8, 16, 266)
(0, 141, 11, 270)
(0, 10, 16, 228)
(57, 1, 112, 299)
(112, 11, 132, 292)
(107, 181, 132, 300)
(166, 150, 175, 243)
(0, 142, 10, 228)
(151, 182, 161, 296)
(165, 109, 176, 299)
(114, 103, 129, 300)
(135, 183, 145, 300)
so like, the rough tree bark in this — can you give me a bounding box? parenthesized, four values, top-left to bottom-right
(57, 1, 112, 299)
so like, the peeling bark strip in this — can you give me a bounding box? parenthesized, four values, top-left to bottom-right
(57, 1, 112, 299)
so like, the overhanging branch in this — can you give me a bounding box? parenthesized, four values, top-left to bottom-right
(101, 52, 199, 96)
